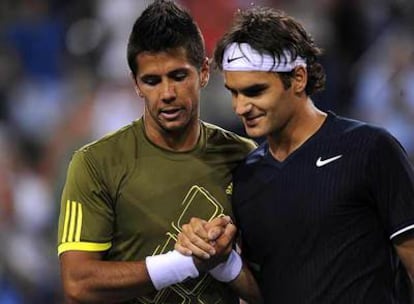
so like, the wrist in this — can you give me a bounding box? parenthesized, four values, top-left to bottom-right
(209, 249, 242, 282)
(145, 250, 199, 290)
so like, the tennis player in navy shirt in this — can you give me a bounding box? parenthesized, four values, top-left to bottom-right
(175, 6, 414, 304)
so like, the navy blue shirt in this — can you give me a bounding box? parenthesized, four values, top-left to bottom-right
(233, 112, 414, 303)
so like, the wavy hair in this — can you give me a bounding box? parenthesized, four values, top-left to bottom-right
(214, 7, 326, 95)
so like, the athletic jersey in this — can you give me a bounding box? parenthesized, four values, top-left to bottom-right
(233, 111, 414, 304)
(57, 118, 256, 304)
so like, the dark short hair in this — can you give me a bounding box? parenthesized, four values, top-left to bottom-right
(127, 0, 205, 78)
(213, 7, 326, 96)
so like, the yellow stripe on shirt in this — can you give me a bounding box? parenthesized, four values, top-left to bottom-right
(61, 200, 71, 243)
(58, 241, 112, 256)
(75, 202, 82, 242)
(67, 201, 78, 242)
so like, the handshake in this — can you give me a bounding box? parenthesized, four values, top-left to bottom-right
(176, 215, 240, 274)
(146, 215, 242, 290)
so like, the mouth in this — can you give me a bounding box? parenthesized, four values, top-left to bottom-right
(159, 107, 183, 120)
(243, 114, 263, 127)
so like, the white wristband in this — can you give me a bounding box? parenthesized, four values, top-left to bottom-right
(145, 250, 199, 290)
(209, 250, 242, 282)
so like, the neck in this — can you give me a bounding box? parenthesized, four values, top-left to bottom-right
(144, 119, 201, 152)
(268, 100, 326, 161)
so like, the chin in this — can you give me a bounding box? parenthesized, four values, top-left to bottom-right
(161, 120, 189, 132)
(162, 124, 184, 132)
(245, 127, 266, 139)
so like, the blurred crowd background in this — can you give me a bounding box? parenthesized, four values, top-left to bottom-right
(0, 0, 413, 303)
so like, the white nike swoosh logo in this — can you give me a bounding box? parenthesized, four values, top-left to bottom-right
(316, 155, 343, 167)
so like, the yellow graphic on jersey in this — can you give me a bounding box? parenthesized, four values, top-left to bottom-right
(225, 182, 233, 195)
(137, 185, 227, 304)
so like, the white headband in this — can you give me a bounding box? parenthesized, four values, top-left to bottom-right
(222, 42, 307, 72)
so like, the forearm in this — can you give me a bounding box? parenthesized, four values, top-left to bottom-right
(61, 258, 154, 303)
(203, 250, 262, 304)
(229, 263, 263, 304)
(61, 250, 200, 303)
(395, 237, 414, 285)
(60, 251, 155, 303)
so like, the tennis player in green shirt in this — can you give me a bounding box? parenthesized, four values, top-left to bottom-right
(57, 1, 260, 303)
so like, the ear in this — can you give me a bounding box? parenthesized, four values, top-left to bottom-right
(292, 66, 307, 94)
(200, 57, 210, 88)
(130, 72, 144, 98)
(133, 82, 144, 98)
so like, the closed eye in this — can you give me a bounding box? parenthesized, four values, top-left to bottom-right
(141, 75, 161, 86)
(241, 84, 268, 97)
(139, 68, 189, 86)
(168, 69, 188, 82)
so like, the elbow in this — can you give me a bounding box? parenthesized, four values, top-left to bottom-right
(63, 280, 84, 303)
(62, 277, 94, 303)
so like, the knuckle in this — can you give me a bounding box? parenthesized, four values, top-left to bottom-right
(176, 233, 184, 243)
(189, 217, 199, 225)
(193, 225, 203, 235)
(181, 224, 192, 235)
(189, 234, 199, 243)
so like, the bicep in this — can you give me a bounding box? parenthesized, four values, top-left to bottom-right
(395, 237, 414, 281)
(60, 251, 103, 284)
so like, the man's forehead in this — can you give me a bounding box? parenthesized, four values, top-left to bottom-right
(224, 70, 276, 88)
(136, 49, 192, 76)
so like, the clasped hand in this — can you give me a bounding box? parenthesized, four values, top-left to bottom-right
(175, 215, 237, 272)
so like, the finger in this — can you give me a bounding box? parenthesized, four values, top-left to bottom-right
(223, 222, 237, 239)
(176, 231, 212, 259)
(204, 216, 232, 242)
(180, 223, 216, 258)
(206, 215, 232, 230)
(175, 230, 199, 256)
(207, 226, 225, 241)
(187, 218, 209, 240)
(214, 223, 237, 253)
(174, 240, 193, 256)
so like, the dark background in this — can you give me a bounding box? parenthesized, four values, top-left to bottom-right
(0, 0, 413, 302)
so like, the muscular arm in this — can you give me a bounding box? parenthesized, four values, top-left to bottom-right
(228, 261, 263, 304)
(60, 251, 155, 303)
(395, 236, 414, 283)
(176, 216, 263, 303)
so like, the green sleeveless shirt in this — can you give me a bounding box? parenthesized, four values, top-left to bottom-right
(57, 118, 256, 303)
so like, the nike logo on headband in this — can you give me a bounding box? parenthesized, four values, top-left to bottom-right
(227, 56, 245, 63)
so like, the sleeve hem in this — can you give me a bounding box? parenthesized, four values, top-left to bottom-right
(390, 224, 414, 240)
(57, 241, 112, 256)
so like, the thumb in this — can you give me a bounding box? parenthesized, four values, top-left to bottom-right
(208, 226, 225, 241)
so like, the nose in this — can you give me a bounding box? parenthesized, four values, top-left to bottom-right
(233, 95, 252, 116)
(160, 80, 176, 103)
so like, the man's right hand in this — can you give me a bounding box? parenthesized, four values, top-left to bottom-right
(175, 215, 237, 271)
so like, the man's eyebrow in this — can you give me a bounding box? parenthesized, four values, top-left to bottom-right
(139, 68, 189, 79)
(225, 83, 268, 92)
(140, 73, 157, 78)
(167, 68, 189, 76)
(243, 84, 268, 91)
